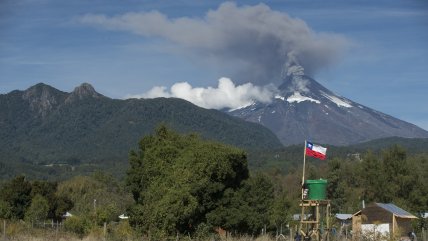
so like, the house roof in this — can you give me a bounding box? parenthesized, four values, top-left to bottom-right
(336, 214, 353, 220)
(118, 214, 129, 219)
(62, 211, 73, 217)
(375, 203, 417, 219)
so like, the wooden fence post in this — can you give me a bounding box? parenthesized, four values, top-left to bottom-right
(422, 227, 426, 241)
(103, 222, 107, 241)
(3, 220, 6, 240)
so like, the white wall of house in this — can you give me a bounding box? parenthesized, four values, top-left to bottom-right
(361, 223, 390, 237)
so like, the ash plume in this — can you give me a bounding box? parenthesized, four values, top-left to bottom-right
(79, 2, 349, 85)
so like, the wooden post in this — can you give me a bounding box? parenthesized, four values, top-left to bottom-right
(3, 220, 5, 240)
(328, 202, 331, 241)
(56, 220, 59, 240)
(316, 204, 320, 240)
(392, 215, 396, 240)
(299, 201, 305, 237)
(103, 222, 107, 241)
(422, 227, 426, 241)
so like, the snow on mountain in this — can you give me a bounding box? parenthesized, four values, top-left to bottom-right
(320, 91, 352, 108)
(229, 65, 428, 146)
(286, 92, 320, 104)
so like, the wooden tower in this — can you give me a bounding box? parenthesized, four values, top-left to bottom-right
(298, 198, 331, 241)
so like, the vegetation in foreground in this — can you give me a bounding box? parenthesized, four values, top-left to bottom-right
(0, 126, 427, 240)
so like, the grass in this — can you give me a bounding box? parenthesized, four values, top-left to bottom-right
(1, 233, 287, 241)
(1, 220, 293, 241)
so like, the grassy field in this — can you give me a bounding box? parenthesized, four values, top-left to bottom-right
(1, 232, 286, 241)
(1, 220, 292, 241)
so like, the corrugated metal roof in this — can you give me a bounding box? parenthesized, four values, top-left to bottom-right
(375, 203, 417, 219)
(335, 214, 353, 220)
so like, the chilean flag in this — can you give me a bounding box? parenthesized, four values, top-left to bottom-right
(306, 141, 327, 160)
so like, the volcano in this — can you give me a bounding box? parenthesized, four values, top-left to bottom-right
(229, 65, 428, 146)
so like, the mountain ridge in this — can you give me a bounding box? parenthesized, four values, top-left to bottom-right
(0, 83, 283, 167)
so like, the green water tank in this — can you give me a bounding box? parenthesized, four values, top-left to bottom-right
(305, 179, 328, 200)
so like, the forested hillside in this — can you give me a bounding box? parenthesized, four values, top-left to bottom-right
(248, 137, 428, 172)
(0, 83, 282, 179)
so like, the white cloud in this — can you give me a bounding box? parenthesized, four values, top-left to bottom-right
(126, 77, 276, 110)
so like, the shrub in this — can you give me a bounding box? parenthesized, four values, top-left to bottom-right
(64, 216, 92, 238)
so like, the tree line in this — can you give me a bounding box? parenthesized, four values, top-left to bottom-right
(0, 126, 427, 239)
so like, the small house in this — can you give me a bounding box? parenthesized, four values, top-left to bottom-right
(352, 203, 418, 240)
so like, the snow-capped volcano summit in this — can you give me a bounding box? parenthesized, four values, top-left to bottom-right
(229, 68, 428, 146)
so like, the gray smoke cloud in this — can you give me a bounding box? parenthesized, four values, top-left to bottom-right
(79, 2, 349, 85)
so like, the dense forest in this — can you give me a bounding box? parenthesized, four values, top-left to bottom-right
(0, 83, 282, 180)
(0, 127, 427, 240)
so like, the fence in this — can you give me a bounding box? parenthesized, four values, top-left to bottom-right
(1, 219, 110, 241)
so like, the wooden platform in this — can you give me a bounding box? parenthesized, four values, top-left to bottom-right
(299, 199, 331, 241)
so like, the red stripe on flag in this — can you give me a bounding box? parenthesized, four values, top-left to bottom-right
(306, 148, 326, 160)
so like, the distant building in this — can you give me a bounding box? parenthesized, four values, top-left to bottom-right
(62, 211, 73, 218)
(347, 153, 361, 161)
(352, 203, 418, 240)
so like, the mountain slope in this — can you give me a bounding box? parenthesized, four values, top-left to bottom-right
(247, 136, 428, 173)
(0, 83, 282, 167)
(229, 65, 428, 146)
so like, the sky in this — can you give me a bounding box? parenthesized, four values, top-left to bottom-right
(1, 0, 428, 129)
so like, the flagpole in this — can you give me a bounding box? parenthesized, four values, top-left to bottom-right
(301, 140, 307, 200)
(299, 140, 307, 237)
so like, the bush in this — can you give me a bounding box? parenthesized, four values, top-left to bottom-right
(194, 222, 216, 240)
(64, 216, 92, 238)
(109, 220, 136, 241)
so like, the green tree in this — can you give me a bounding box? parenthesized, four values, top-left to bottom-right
(239, 173, 274, 233)
(327, 158, 346, 212)
(406, 155, 428, 212)
(0, 199, 12, 219)
(205, 174, 274, 234)
(126, 126, 250, 237)
(327, 158, 363, 213)
(0, 175, 32, 219)
(57, 174, 132, 223)
(381, 145, 412, 203)
(269, 192, 292, 233)
(25, 194, 49, 224)
(360, 151, 388, 202)
(30, 180, 73, 221)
